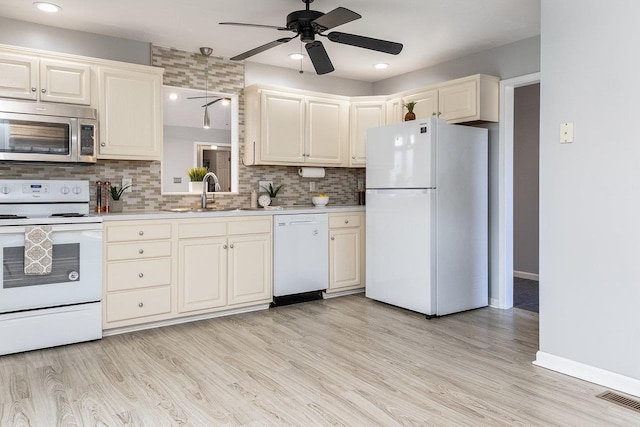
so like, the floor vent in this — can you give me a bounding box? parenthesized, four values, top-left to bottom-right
(597, 391, 640, 413)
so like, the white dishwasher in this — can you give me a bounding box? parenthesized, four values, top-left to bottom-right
(273, 213, 328, 305)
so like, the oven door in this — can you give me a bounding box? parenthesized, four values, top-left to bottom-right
(0, 223, 102, 313)
(0, 112, 75, 162)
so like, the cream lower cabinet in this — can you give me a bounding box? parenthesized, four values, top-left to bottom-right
(97, 66, 163, 160)
(103, 220, 174, 329)
(177, 217, 272, 315)
(327, 213, 365, 293)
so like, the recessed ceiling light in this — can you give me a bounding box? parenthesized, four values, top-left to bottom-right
(221, 98, 230, 106)
(289, 53, 305, 60)
(33, 2, 61, 13)
(169, 93, 178, 101)
(374, 63, 389, 70)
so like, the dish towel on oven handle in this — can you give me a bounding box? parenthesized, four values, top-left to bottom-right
(24, 225, 53, 275)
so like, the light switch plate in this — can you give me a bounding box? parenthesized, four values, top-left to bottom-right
(259, 181, 272, 193)
(310, 182, 317, 192)
(122, 178, 132, 192)
(560, 122, 574, 143)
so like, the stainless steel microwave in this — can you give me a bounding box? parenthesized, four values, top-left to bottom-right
(0, 99, 98, 163)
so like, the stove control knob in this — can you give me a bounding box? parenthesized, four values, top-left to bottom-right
(72, 186, 82, 195)
(1, 186, 10, 195)
(60, 186, 70, 195)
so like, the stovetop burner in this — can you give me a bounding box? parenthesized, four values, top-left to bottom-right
(50, 213, 87, 218)
(0, 214, 28, 220)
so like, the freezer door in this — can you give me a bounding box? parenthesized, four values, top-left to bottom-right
(366, 120, 435, 189)
(365, 189, 436, 315)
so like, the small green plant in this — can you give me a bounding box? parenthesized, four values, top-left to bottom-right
(187, 167, 208, 182)
(403, 101, 417, 113)
(110, 184, 131, 201)
(261, 183, 283, 197)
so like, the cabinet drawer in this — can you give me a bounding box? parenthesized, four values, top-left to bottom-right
(228, 218, 271, 235)
(106, 241, 171, 261)
(106, 258, 171, 292)
(178, 220, 226, 239)
(329, 214, 361, 229)
(106, 286, 171, 323)
(106, 223, 171, 242)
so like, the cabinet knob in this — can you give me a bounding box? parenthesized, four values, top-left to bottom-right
(223, 244, 228, 249)
(344, 220, 349, 224)
(432, 112, 436, 116)
(230, 244, 234, 249)
(138, 302, 144, 308)
(352, 156, 356, 160)
(331, 236, 335, 240)
(101, 142, 106, 147)
(138, 249, 144, 254)
(41, 88, 47, 94)
(138, 273, 144, 278)
(139, 231, 144, 236)
(31, 87, 37, 92)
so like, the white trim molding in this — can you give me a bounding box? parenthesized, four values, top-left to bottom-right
(497, 72, 541, 309)
(513, 270, 540, 281)
(534, 351, 640, 398)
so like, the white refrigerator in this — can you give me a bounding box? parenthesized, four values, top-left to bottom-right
(365, 119, 488, 317)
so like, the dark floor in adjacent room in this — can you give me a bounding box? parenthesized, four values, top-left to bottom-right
(514, 276, 539, 312)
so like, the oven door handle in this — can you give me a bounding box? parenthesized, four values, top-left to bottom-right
(0, 223, 103, 234)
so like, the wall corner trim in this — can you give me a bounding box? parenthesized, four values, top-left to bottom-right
(533, 351, 640, 398)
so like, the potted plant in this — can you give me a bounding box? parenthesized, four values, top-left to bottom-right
(187, 167, 208, 193)
(260, 182, 284, 206)
(109, 184, 130, 213)
(404, 101, 417, 121)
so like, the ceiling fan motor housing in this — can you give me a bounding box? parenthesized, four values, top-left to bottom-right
(287, 10, 325, 42)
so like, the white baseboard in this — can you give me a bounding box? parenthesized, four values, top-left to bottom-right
(514, 270, 539, 281)
(489, 298, 500, 308)
(533, 351, 640, 398)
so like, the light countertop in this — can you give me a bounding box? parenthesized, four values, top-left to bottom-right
(99, 205, 364, 221)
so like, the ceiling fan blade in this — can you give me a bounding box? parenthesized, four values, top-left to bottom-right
(305, 41, 334, 75)
(201, 98, 224, 108)
(219, 22, 289, 31)
(312, 7, 361, 31)
(327, 32, 403, 55)
(230, 37, 296, 61)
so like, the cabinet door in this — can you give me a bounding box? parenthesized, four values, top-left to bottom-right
(349, 102, 385, 167)
(98, 67, 162, 160)
(329, 227, 362, 290)
(39, 59, 91, 105)
(385, 97, 403, 125)
(402, 89, 438, 120)
(178, 237, 227, 313)
(306, 96, 348, 165)
(228, 234, 272, 306)
(0, 53, 38, 100)
(438, 80, 477, 122)
(259, 91, 305, 163)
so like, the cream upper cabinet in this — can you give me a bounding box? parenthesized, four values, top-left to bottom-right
(328, 213, 365, 293)
(401, 74, 499, 124)
(97, 66, 163, 160)
(245, 86, 349, 166)
(305, 96, 349, 166)
(402, 89, 438, 120)
(385, 97, 404, 125)
(349, 99, 385, 167)
(228, 233, 272, 305)
(0, 53, 90, 104)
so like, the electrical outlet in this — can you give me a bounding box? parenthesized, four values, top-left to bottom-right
(122, 178, 132, 192)
(310, 182, 317, 192)
(259, 180, 272, 193)
(173, 177, 182, 184)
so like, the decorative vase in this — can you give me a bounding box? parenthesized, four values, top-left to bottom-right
(110, 199, 123, 213)
(404, 112, 416, 121)
(270, 197, 278, 206)
(189, 181, 204, 193)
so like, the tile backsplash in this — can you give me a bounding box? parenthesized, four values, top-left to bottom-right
(0, 45, 364, 211)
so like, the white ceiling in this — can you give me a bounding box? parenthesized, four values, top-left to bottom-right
(0, 0, 540, 82)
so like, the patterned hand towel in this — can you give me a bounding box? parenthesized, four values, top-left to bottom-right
(24, 225, 53, 275)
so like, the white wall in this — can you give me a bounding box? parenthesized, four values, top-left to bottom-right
(245, 62, 373, 96)
(538, 0, 640, 383)
(0, 17, 150, 65)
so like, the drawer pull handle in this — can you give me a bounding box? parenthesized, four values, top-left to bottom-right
(139, 231, 144, 236)
(344, 220, 349, 224)
(138, 302, 144, 308)
(138, 273, 144, 278)
(138, 249, 144, 254)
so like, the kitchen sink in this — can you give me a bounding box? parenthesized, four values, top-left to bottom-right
(163, 207, 246, 213)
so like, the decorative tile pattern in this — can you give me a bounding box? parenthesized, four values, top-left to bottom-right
(0, 46, 364, 211)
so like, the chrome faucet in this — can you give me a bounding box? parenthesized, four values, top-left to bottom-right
(201, 171, 221, 208)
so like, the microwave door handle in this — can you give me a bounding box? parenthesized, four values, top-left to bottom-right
(70, 118, 79, 162)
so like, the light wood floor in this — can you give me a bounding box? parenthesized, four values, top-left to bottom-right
(1, 295, 638, 426)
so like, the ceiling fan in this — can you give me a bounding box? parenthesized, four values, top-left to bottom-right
(220, 0, 403, 75)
